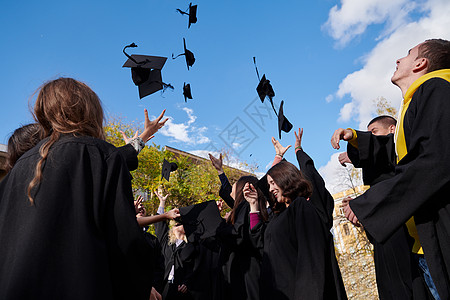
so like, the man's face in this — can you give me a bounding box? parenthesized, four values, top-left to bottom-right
(367, 121, 394, 136)
(391, 43, 423, 86)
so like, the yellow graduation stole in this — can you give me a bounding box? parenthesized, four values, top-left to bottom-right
(394, 69, 450, 254)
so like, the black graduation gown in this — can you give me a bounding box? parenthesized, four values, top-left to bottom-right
(187, 237, 223, 300)
(347, 131, 431, 300)
(350, 77, 450, 299)
(154, 217, 196, 300)
(0, 135, 153, 300)
(251, 150, 347, 300)
(347, 131, 396, 186)
(215, 173, 263, 299)
(218, 201, 262, 300)
(218, 173, 234, 208)
(143, 230, 166, 294)
(117, 143, 139, 171)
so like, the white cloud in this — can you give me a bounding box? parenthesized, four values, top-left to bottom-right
(325, 94, 334, 103)
(159, 107, 210, 145)
(326, 0, 450, 129)
(323, 0, 416, 47)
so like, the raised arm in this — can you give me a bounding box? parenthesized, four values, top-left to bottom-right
(271, 136, 291, 166)
(295, 128, 334, 229)
(118, 108, 169, 172)
(209, 153, 234, 208)
(153, 190, 171, 244)
(330, 128, 355, 150)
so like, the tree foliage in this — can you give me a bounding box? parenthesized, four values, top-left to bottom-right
(104, 117, 253, 216)
(374, 96, 397, 117)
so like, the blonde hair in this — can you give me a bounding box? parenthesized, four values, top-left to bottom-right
(27, 78, 105, 204)
(168, 220, 187, 245)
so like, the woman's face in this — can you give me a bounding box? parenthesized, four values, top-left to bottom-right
(173, 224, 185, 238)
(267, 174, 284, 203)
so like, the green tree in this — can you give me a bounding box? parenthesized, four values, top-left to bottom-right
(104, 117, 254, 216)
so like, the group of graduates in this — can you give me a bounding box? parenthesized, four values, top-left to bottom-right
(0, 38, 449, 300)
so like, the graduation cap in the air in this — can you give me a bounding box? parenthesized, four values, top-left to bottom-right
(253, 57, 277, 115)
(256, 74, 275, 104)
(161, 159, 178, 181)
(172, 38, 195, 70)
(183, 82, 193, 102)
(176, 2, 198, 28)
(122, 43, 174, 99)
(177, 201, 224, 243)
(277, 100, 293, 139)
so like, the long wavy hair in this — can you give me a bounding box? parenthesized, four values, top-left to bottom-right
(27, 78, 105, 204)
(227, 175, 268, 224)
(266, 161, 312, 213)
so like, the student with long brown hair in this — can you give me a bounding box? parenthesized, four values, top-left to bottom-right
(0, 77, 166, 300)
(247, 128, 347, 300)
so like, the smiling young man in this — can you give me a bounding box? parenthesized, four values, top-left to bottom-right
(339, 39, 450, 299)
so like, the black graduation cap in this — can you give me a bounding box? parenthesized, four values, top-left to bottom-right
(172, 38, 195, 70)
(177, 201, 224, 243)
(176, 2, 198, 28)
(183, 82, 193, 102)
(256, 74, 275, 104)
(122, 43, 173, 99)
(161, 159, 178, 181)
(277, 100, 293, 139)
(253, 57, 278, 115)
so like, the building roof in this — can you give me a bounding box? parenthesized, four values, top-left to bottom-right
(164, 145, 252, 176)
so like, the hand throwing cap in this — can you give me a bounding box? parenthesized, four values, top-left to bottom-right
(183, 83, 193, 102)
(177, 201, 224, 242)
(161, 159, 178, 181)
(172, 38, 195, 70)
(278, 100, 293, 139)
(122, 43, 173, 99)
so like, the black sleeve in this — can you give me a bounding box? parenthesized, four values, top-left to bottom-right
(347, 131, 396, 185)
(350, 78, 450, 243)
(103, 149, 152, 300)
(154, 214, 171, 256)
(296, 149, 334, 229)
(117, 144, 138, 172)
(218, 173, 234, 208)
(292, 199, 330, 299)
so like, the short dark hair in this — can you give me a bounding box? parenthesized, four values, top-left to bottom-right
(267, 161, 312, 211)
(367, 115, 396, 129)
(418, 39, 450, 73)
(6, 123, 43, 172)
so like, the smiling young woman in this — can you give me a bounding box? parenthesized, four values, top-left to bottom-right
(247, 129, 347, 300)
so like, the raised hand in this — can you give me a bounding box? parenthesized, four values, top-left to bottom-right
(271, 137, 291, 157)
(154, 190, 169, 207)
(208, 153, 224, 174)
(294, 128, 303, 150)
(139, 109, 169, 143)
(134, 195, 144, 214)
(331, 128, 354, 150)
(121, 130, 138, 144)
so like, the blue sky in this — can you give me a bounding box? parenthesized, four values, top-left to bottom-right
(1, 0, 449, 192)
